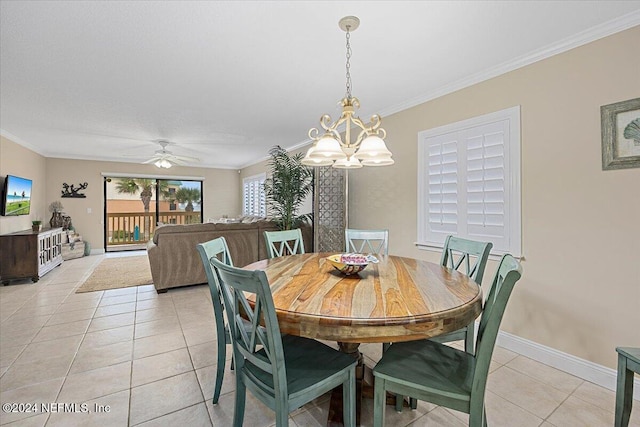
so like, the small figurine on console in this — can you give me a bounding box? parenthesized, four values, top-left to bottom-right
(61, 215, 73, 231)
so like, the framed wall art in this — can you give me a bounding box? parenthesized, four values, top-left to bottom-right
(601, 97, 640, 170)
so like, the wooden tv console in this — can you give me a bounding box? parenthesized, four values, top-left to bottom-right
(0, 227, 63, 284)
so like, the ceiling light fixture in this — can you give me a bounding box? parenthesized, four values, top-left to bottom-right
(154, 159, 172, 169)
(303, 16, 393, 169)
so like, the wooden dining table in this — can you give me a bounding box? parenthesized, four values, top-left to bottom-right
(243, 252, 482, 426)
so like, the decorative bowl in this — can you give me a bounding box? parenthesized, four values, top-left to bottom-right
(326, 254, 375, 275)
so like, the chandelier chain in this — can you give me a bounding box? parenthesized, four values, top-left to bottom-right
(345, 28, 352, 100)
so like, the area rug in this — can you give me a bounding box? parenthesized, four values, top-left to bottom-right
(76, 256, 153, 293)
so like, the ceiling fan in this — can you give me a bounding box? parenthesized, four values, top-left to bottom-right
(142, 140, 200, 168)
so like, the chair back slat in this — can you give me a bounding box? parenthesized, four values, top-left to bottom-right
(210, 257, 287, 393)
(345, 229, 389, 255)
(264, 229, 305, 258)
(440, 235, 492, 284)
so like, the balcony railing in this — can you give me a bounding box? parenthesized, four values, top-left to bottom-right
(107, 211, 201, 246)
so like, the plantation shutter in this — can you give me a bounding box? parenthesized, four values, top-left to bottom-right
(417, 106, 520, 256)
(463, 120, 510, 251)
(243, 174, 266, 217)
(425, 132, 459, 243)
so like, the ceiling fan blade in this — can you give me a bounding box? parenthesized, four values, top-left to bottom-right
(117, 139, 204, 166)
(170, 154, 200, 162)
(121, 153, 149, 158)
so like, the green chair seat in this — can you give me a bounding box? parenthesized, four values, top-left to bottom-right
(246, 334, 356, 405)
(374, 339, 474, 409)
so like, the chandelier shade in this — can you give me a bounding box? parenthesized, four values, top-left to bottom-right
(333, 156, 363, 169)
(310, 134, 347, 160)
(303, 16, 393, 169)
(354, 135, 392, 160)
(361, 157, 395, 166)
(301, 144, 335, 166)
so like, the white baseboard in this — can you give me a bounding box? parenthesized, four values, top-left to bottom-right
(90, 248, 105, 255)
(496, 329, 640, 400)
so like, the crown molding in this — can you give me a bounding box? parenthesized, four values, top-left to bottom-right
(0, 129, 48, 156)
(239, 138, 315, 170)
(101, 172, 205, 180)
(378, 12, 640, 119)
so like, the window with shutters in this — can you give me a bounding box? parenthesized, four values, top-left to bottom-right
(243, 173, 266, 217)
(417, 106, 521, 256)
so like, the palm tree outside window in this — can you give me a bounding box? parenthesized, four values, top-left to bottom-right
(111, 178, 203, 244)
(114, 178, 165, 242)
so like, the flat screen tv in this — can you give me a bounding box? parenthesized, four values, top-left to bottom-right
(2, 175, 33, 216)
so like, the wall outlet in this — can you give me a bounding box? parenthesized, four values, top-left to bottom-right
(87, 208, 92, 214)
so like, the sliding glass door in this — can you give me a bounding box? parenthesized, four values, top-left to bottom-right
(157, 179, 202, 225)
(104, 177, 202, 251)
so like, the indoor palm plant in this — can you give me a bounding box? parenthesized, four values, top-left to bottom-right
(263, 145, 313, 230)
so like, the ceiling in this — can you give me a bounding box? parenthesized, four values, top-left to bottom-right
(2, 1, 639, 170)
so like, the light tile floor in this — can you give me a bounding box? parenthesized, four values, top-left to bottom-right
(0, 252, 638, 426)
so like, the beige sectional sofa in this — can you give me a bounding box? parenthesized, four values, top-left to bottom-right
(146, 221, 312, 293)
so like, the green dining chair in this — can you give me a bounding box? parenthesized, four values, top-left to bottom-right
(373, 254, 522, 427)
(196, 237, 234, 404)
(345, 228, 389, 255)
(209, 257, 357, 427)
(264, 229, 305, 258)
(397, 235, 492, 411)
(615, 347, 640, 427)
(345, 229, 391, 355)
(431, 235, 493, 354)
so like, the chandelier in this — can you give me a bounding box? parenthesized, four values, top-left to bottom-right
(302, 16, 393, 169)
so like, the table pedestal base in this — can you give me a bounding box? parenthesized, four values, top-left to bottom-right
(327, 343, 408, 426)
